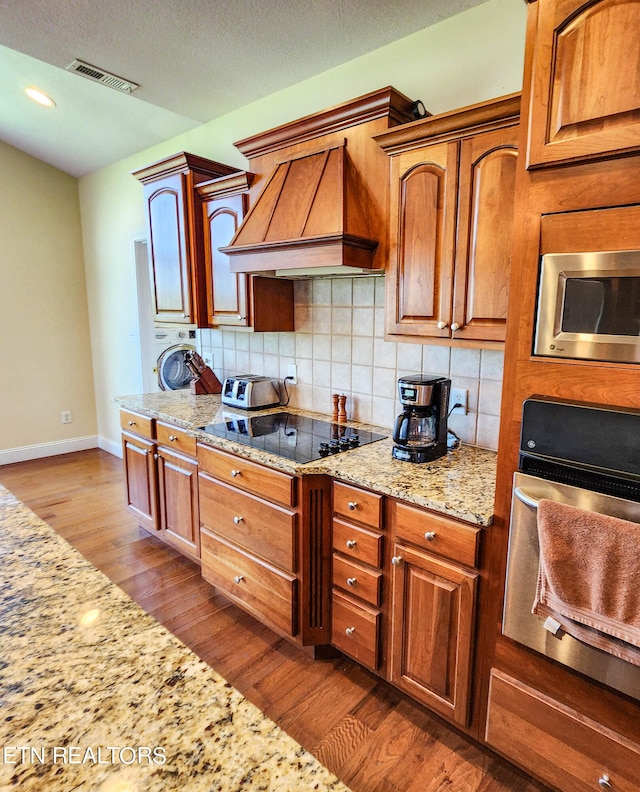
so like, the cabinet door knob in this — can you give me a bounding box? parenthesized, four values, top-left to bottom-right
(450, 322, 461, 331)
(346, 577, 357, 587)
(233, 575, 244, 584)
(237, 314, 246, 321)
(436, 320, 448, 330)
(345, 627, 356, 636)
(182, 313, 188, 319)
(346, 539, 357, 549)
(128, 420, 136, 426)
(391, 555, 403, 566)
(233, 516, 243, 525)
(424, 531, 436, 541)
(231, 469, 241, 477)
(168, 435, 177, 442)
(347, 501, 357, 511)
(598, 775, 612, 790)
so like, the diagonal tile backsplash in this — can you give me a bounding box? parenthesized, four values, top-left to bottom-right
(198, 277, 503, 450)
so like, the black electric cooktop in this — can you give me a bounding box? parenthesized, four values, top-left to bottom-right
(198, 411, 386, 464)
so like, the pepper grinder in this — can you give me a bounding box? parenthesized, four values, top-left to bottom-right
(332, 393, 340, 423)
(338, 395, 347, 422)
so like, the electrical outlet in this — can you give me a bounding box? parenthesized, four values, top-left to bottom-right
(61, 410, 72, 424)
(287, 364, 297, 384)
(449, 388, 468, 415)
(202, 352, 214, 369)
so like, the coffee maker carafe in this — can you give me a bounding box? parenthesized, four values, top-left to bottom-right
(392, 375, 451, 463)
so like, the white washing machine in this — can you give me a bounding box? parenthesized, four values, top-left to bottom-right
(154, 325, 197, 391)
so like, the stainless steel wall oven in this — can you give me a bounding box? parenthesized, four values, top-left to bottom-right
(503, 397, 640, 701)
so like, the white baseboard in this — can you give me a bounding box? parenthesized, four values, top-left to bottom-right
(99, 435, 122, 459)
(0, 435, 99, 466)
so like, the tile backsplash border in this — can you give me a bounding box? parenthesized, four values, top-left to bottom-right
(198, 276, 503, 450)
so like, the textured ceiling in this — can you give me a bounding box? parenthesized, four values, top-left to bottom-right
(0, 0, 487, 177)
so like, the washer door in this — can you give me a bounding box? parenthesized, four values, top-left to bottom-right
(157, 344, 195, 391)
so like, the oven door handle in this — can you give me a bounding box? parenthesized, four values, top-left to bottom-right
(514, 487, 540, 509)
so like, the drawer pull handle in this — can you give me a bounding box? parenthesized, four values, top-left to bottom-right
(233, 575, 244, 584)
(346, 539, 357, 549)
(346, 577, 357, 587)
(231, 469, 241, 478)
(424, 531, 436, 541)
(168, 435, 177, 442)
(127, 420, 136, 426)
(598, 775, 612, 790)
(233, 516, 243, 525)
(345, 627, 356, 636)
(347, 501, 357, 511)
(391, 555, 403, 566)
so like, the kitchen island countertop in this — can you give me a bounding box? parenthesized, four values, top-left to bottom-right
(116, 391, 497, 526)
(0, 484, 350, 792)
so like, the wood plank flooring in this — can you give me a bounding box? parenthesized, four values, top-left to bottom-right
(0, 449, 548, 792)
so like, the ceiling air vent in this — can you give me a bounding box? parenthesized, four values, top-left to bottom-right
(66, 59, 139, 93)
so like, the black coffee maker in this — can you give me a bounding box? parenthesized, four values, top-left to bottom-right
(392, 375, 451, 463)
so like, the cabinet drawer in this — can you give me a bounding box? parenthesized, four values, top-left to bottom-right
(197, 444, 295, 507)
(333, 518, 383, 568)
(331, 590, 380, 671)
(156, 421, 196, 457)
(395, 501, 480, 567)
(486, 669, 640, 792)
(120, 409, 154, 439)
(199, 473, 296, 571)
(334, 482, 382, 528)
(333, 554, 382, 607)
(201, 528, 297, 637)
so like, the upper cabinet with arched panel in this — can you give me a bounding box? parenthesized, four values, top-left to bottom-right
(196, 172, 295, 332)
(526, 0, 640, 168)
(375, 94, 520, 346)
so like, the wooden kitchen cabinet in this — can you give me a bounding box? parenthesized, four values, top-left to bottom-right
(120, 409, 158, 532)
(197, 172, 295, 331)
(331, 481, 385, 671)
(389, 502, 479, 726)
(197, 443, 331, 648)
(133, 152, 237, 325)
(486, 670, 640, 792)
(156, 421, 200, 562)
(375, 94, 520, 345)
(526, 0, 640, 169)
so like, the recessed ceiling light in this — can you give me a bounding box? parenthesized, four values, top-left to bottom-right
(25, 87, 56, 108)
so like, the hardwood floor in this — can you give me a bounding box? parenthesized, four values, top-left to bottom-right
(0, 449, 547, 792)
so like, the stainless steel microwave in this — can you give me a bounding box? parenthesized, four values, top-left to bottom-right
(534, 249, 640, 364)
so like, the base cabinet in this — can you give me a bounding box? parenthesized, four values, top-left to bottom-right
(486, 669, 640, 792)
(389, 542, 478, 726)
(157, 447, 200, 562)
(197, 443, 331, 647)
(331, 482, 384, 671)
(120, 410, 200, 561)
(121, 409, 158, 532)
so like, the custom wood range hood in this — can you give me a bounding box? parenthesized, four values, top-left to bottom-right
(221, 87, 419, 278)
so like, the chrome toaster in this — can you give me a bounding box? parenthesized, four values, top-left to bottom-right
(221, 375, 280, 410)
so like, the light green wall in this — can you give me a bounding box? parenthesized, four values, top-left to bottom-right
(78, 0, 527, 454)
(0, 141, 97, 460)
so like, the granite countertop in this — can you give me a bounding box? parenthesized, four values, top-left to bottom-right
(116, 391, 497, 526)
(0, 485, 350, 792)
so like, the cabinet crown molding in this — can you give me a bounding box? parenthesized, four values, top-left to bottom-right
(375, 93, 521, 155)
(234, 86, 416, 159)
